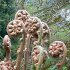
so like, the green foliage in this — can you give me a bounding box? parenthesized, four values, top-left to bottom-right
(11, 37, 20, 60)
(0, 0, 16, 37)
(50, 22, 70, 42)
(11, 44, 18, 60)
(62, 66, 67, 70)
(0, 48, 5, 60)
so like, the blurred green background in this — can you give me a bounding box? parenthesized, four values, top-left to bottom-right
(0, 0, 70, 69)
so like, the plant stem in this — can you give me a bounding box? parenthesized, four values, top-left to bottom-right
(15, 33, 26, 70)
(5, 46, 11, 61)
(38, 23, 43, 45)
(24, 34, 31, 70)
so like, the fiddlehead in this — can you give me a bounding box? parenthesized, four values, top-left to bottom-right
(15, 10, 30, 22)
(7, 20, 23, 37)
(7, 19, 26, 70)
(3, 35, 11, 61)
(32, 45, 48, 70)
(25, 17, 43, 46)
(41, 22, 50, 47)
(0, 35, 14, 70)
(48, 41, 67, 70)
